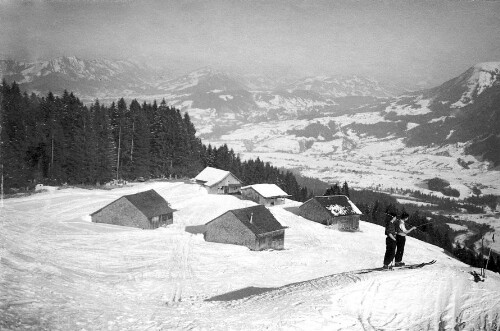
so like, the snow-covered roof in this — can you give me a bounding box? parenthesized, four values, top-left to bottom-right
(314, 195, 363, 216)
(194, 167, 240, 187)
(241, 184, 291, 198)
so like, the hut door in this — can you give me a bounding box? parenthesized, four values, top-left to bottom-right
(151, 216, 159, 229)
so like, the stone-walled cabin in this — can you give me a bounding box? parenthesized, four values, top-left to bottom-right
(194, 167, 242, 194)
(298, 195, 361, 231)
(240, 184, 291, 206)
(91, 189, 175, 229)
(205, 205, 287, 251)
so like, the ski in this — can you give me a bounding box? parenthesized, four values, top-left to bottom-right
(392, 260, 437, 270)
(357, 260, 436, 274)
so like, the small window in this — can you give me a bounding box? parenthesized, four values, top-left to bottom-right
(151, 216, 159, 223)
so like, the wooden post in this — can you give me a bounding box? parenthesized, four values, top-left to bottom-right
(481, 237, 485, 277)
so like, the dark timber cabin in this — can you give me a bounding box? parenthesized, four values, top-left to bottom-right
(91, 189, 175, 229)
(298, 195, 362, 231)
(205, 205, 287, 250)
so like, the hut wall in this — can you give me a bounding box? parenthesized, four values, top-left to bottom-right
(205, 213, 257, 249)
(149, 213, 174, 229)
(268, 197, 285, 206)
(241, 187, 261, 203)
(298, 200, 336, 225)
(224, 174, 242, 194)
(337, 215, 360, 231)
(208, 173, 242, 194)
(91, 198, 150, 229)
(256, 230, 285, 251)
(242, 187, 286, 206)
(161, 213, 174, 226)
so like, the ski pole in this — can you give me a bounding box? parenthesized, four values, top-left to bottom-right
(413, 221, 434, 229)
(484, 233, 495, 277)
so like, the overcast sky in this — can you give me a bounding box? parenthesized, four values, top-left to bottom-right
(1, 0, 500, 87)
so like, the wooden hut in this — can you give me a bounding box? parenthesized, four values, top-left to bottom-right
(194, 167, 242, 194)
(240, 184, 291, 206)
(91, 189, 175, 229)
(298, 195, 361, 231)
(205, 205, 287, 250)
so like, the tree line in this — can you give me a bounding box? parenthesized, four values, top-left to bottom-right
(385, 186, 497, 214)
(0, 81, 310, 201)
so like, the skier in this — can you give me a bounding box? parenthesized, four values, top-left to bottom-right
(394, 212, 416, 266)
(383, 211, 398, 269)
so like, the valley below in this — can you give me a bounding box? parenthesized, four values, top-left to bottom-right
(204, 114, 498, 197)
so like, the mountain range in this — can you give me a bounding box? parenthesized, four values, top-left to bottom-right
(1, 56, 499, 191)
(0, 56, 401, 121)
(0, 56, 170, 99)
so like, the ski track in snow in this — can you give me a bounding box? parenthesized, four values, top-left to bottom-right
(1, 182, 500, 330)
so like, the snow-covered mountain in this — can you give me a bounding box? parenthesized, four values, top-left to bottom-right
(396, 62, 500, 166)
(1, 57, 395, 125)
(2, 181, 499, 330)
(422, 62, 500, 108)
(0, 56, 167, 99)
(154, 68, 402, 133)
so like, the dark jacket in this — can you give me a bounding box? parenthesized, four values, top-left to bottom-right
(385, 220, 397, 237)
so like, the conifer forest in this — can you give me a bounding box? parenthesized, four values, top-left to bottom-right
(0, 81, 309, 201)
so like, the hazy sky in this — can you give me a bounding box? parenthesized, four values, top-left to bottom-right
(2, 0, 500, 86)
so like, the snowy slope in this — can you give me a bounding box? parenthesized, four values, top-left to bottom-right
(450, 62, 500, 108)
(1, 181, 499, 330)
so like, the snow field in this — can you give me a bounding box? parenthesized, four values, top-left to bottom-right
(1, 181, 500, 330)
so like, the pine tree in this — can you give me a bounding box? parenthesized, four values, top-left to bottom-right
(325, 183, 341, 195)
(110, 98, 128, 180)
(342, 181, 350, 197)
(129, 100, 150, 178)
(1, 81, 30, 190)
(92, 101, 115, 184)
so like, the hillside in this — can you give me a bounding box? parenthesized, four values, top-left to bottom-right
(207, 63, 500, 197)
(1, 181, 499, 330)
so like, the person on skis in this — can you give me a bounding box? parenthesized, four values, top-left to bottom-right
(394, 212, 416, 266)
(383, 211, 398, 269)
